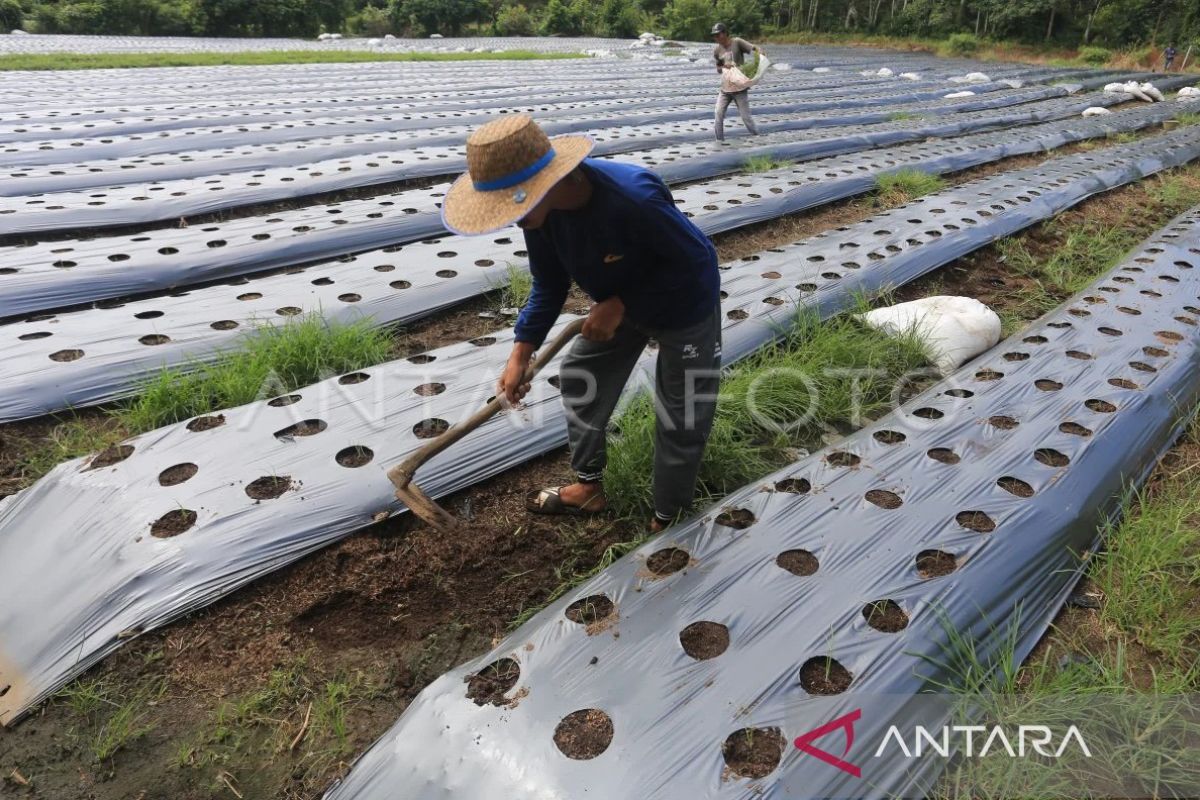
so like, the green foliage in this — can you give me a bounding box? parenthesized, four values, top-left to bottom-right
(496, 1, 533, 34)
(1077, 44, 1112, 64)
(120, 315, 392, 432)
(348, 4, 392, 34)
(0, 49, 583, 70)
(743, 153, 789, 172)
(875, 169, 947, 205)
(598, 0, 638, 38)
(662, 0, 711, 42)
(943, 31, 980, 55)
(0, 0, 22, 29)
(390, 0, 484, 35)
(540, 0, 582, 35)
(714, 0, 763, 37)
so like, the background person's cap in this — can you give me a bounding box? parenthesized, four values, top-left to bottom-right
(711, 22, 728, 35)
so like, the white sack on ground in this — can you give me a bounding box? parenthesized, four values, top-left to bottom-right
(857, 295, 1001, 375)
(1178, 86, 1200, 99)
(877, 67, 894, 76)
(1142, 82, 1165, 102)
(1082, 106, 1113, 116)
(944, 90, 976, 98)
(899, 72, 921, 80)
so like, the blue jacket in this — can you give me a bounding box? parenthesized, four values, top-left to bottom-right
(513, 159, 720, 347)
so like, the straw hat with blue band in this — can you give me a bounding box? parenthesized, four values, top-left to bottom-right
(441, 114, 594, 236)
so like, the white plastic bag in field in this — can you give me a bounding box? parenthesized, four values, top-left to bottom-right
(858, 296, 1001, 375)
(899, 72, 921, 81)
(1141, 82, 1165, 102)
(721, 51, 771, 93)
(944, 90, 976, 99)
(877, 67, 894, 77)
(1082, 106, 1112, 116)
(1178, 86, 1200, 99)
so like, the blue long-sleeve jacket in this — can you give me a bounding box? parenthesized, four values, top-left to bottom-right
(513, 159, 720, 347)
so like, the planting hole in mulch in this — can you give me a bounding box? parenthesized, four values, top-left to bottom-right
(274, 419, 326, 439)
(158, 463, 198, 486)
(469, 336, 496, 346)
(1085, 399, 1117, 413)
(336, 446, 374, 467)
(916, 549, 957, 578)
(338, 372, 370, 385)
(863, 599, 909, 632)
(975, 369, 1003, 381)
(151, 508, 197, 538)
(775, 477, 811, 494)
(553, 709, 614, 760)
(1098, 326, 1122, 337)
(276, 306, 302, 316)
(913, 407, 944, 420)
(927, 447, 960, 465)
(987, 415, 1019, 430)
(1002, 352, 1029, 362)
(1034, 379, 1062, 392)
(1065, 350, 1093, 360)
(874, 430, 906, 445)
(1143, 346, 1170, 358)
(465, 657, 520, 707)
(49, 349, 84, 362)
(1035, 448, 1070, 467)
(826, 451, 860, 468)
(211, 320, 239, 330)
(85, 444, 134, 470)
(390, 280, 412, 290)
(1060, 421, 1093, 437)
(138, 334, 170, 346)
(799, 656, 852, 695)
(865, 489, 902, 509)
(408, 353, 435, 364)
(565, 595, 615, 625)
(956, 510, 996, 533)
(646, 547, 690, 576)
(267, 394, 301, 407)
(547, 375, 561, 388)
(727, 309, 749, 320)
(1108, 378, 1139, 390)
(944, 388, 974, 398)
(715, 508, 755, 529)
(776, 549, 818, 576)
(1023, 335, 1048, 345)
(1129, 361, 1157, 373)
(245, 476, 292, 500)
(1156, 330, 1184, 343)
(413, 418, 450, 438)
(187, 414, 225, 432)
(721, 727, 785, 780)
(679, 621, 730, 660)
(413, 383, 446, 396)
(997, 476, 1034, 498)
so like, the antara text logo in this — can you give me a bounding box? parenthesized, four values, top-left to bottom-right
(792, 709, 1092, 778)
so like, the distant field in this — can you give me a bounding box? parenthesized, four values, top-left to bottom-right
(0, 49, 586, 70)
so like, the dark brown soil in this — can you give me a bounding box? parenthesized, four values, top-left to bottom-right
(721, 727, 784, 780)
(275, 419, 327, 438)
(916, 549, 958, 578)
(158, 463, 198, 486)
(246, 476, 293, 500)
(799, 657, 852, 695)
(913, 407, 944, 419)
(48, 349, 84, 362)
(863, 599, 910, 632)
(774, 477, 810, 494)
(186, 414, 225, 432)
(679, 621, 730, 660)
(776, 549, 819, 576)
(564, 595, 615, 625)
(86, 443, 134, 470)
(1035, 448, 1070, 467)
(553, 709, 614, 760)
(413, 383, 446, 396)
(956, 510, 996, 533)
(1060, 421, 1093, 437)
(645, 547, 690, 576)
(338, 372, 370, 385)
(825, 451, 861, 468)
(412, 418, 450, 438)
(987, 415, 1019, 430)
(267, 394, 301, 407)
(151, 508, 197, 538)
(335, 446, 374, 467)
(464, 658, 520, 707)
(715, 508, 755, 529)
(1085, 399, 1118, 413)
(997, 476, 1034, 498)
(873, 430, 906, 445)
(1034, 379, 1063, 391)
(975, 368, 1003, 381)
(865, 489, 902, 509)
(927, 447, 960, 465)
(138, 334, 171, 346)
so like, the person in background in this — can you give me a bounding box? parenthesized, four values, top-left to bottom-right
(1164, 44, 1178, 71)
(711, 22, 760, 142)
(440, 115, 723, 534)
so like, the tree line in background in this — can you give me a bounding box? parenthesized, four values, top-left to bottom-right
(2, 0, 1198, 52)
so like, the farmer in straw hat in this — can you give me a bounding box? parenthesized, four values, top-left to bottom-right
(441, 115, 722, 533)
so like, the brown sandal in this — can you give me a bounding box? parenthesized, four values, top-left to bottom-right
(525, 487, 606, 517)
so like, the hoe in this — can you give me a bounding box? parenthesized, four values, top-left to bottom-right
(387, 318, 585, 531)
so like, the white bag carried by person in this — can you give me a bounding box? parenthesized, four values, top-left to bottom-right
(857, 296, 1001, 376)
(721, 50, 771, 93)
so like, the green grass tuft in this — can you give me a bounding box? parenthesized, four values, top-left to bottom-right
(875, 169, 947, 205)
(743, 154, 792, 173)
(887, 111, 923, 122)
(120, 315, 391, 431)
(1174, 111, 1200, 127)
(603, 308, 932, 517)
(0, 50, 584, 71)
(496, 262, 534, 310)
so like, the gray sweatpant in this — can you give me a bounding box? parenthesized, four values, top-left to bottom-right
(715, 89, 758, 141)
(560, 306, 722, 522)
